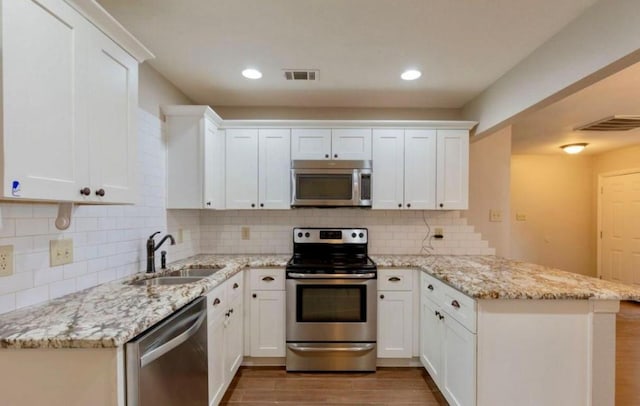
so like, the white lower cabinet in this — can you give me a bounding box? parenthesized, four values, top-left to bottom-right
(420, 272, 476, 406)
(248, 268, 286, 357)
(377, 269, 414, 358)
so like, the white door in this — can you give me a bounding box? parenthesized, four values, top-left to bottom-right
(226, 129, 259, 209)
(259, 129, 291, 209)
(224, 297, 244, 378)
(87, 28, 138, 203)
(3, 0, 90, 201)
(250, 290, 286, 357)
(291, 129, 331, 160)
(404, 130, 437, 209)
(601, 172, 640, 285)
(441, 315, 476, 406)
(372, 129, 404, 209)
(436, 130, 469, 210)
(208, 311, 226, 406)
(204, 123, 225, 209)
(378, 291, 413, 358)
(331, 129, 372, 160)
(421, 295, 443, 383)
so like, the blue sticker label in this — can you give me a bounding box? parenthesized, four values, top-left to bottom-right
(11, 180, 21, 197)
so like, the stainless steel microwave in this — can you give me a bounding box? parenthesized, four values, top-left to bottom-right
(291, 160, 372, 207)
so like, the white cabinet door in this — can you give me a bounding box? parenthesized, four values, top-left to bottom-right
(204, 123, 225, 209)
(378, 291, 413, 358)
(208, 309, 226, 406)
(250, 290, 286, 357)
(226, 129, 259, 209)
(291, 129, 331, 160)
(372, 129, 404, 209)
(258, 129, 291, 209)
(405, 130, 437, 209)
(441, 315, 476, 406)
(87, 27, 138, 203)
(436, 130, 469, 210)
(421, 294, 443, 384)
(3, 0, 90, 201)
(224, 295, 244, 379)
(331, 129, 372, 160)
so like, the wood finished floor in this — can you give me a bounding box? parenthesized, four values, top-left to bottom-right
(220, 367, 448, 405)
(222, 301, 640, 406)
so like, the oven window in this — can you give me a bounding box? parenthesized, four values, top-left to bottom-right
(296, 174, 353, 200)
(296, 285, 366, 323)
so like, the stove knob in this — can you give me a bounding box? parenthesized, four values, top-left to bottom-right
(304, 232, 310, 238)
(351, 232, 357, 238)
(297, 232, 303, 238)
(359, 232, 364, 238)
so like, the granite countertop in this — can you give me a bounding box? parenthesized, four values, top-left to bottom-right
(1, 254, 639, 350)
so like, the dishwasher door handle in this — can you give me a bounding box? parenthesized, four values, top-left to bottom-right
(140, 311, 206, 368)
(287, 343, 375, 352)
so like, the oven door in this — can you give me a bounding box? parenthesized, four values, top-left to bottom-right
(286, 276, 377, 342)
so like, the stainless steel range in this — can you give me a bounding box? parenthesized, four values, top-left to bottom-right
(285, 227, 377, 372)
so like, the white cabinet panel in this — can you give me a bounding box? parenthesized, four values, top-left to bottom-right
(442, 315, 476, 406)
(404, 130, 437, 210)
(291, 129, 331, 160)
(208, 294, 226, 406)
(378, 291, 413, 358)
(250, 290, 286, 357)
(224, 295, 244, 377)
(259, 129, 291, 209)
(226, 129, 259, 209)
(372, 129, 404, 209)
(331, 129, 372, 160)
(436, 129, 469, 210)
(204, 124, 226, 209)
(421, 294, 443, 383)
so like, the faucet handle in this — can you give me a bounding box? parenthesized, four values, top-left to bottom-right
(149, 231, 161, 240)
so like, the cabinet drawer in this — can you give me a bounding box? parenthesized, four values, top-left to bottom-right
(250, 268, 285, 290)
(378, 269, 414, 291)
(226, 271, 244, 302)
(421, 272, 444, 303)
(207, 284, 227, 320)
(440, 284, 476, 333)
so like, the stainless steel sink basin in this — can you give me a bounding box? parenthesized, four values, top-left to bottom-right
(165, 267, 222, 278)
(129, 276, 204, 286)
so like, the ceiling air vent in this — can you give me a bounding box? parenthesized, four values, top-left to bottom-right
(574, 115, 640, 131)
(283, 69, 319, 81)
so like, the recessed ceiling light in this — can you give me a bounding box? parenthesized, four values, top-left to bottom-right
(560, 143, 588, 154)
(401, 69, 422, 81)
(242, 68, 262, 79)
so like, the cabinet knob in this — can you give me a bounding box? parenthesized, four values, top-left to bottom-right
(334, 154, 338, 158)
(213, 298, 221, 306)
(95, 188, 105, 197)
(251, 203, 255, 208)
(206, 201, 211, 206)
(407, 203, 411, 208)
(80, 187, 91, 196)
(388, 277, 401, 282)
(262, 276, 274, 282)
(325, 154, 329, 158)
(435, 310, 440, 317)
(398, 203, 402, 208)
(260, 203, 264, 208)
(229, 308, 234, 314)
(439, 203, 444, 208)
(233, 283, 239, 289)
(427, 284, 434, 291)
(379, 294, 384, 299)
(439, 314, 444, 320)
(252, 293, 257, 298)
(451, 300, 460, 309)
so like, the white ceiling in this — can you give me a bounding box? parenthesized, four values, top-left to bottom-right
(98, 0, 598, 109)
(511, 61, 640, 155)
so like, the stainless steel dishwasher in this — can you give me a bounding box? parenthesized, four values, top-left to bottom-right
(126, 297, 207, 406)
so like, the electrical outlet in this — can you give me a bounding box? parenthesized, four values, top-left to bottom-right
(0, 245, 14, 277)
(489, 209, 503, 222)
(50, 239, 73, 267)
(175, 228, 184, 244)
(241, 227, 250, 240)
(434, 227, 444, 237)
(516, 213, 527, 221)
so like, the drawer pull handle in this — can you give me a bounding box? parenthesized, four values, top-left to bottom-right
(262, 276, 275, 282)
(233, 283, 239, 289)
(213, 298, 221, 306)
(451, 300, 460, 309)
(388, 277, 401, 282)
(427, 284, 434, 291)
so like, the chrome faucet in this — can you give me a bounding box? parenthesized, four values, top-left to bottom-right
(146, 231, 175, 273)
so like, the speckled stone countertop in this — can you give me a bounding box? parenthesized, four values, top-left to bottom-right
(1, 254, 639, 349)
(373, 255, 640, 301)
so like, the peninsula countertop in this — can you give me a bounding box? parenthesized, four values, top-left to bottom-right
(0, 254, 638, 350)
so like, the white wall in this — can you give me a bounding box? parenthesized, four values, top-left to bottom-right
(213, 106, 462, 121)
(466, 126, 512, 257)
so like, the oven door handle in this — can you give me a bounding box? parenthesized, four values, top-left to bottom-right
(287, 272, 376, 279)
(287, 343, 375, 353)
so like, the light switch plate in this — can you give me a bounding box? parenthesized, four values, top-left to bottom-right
(0, 245, 14, 277)
(50, 239, 73, 267)
(516, 213, 527, 221)
(489, 209, 503, 222)
(175, 228, 184, 244)
(241, 227, 250, 240)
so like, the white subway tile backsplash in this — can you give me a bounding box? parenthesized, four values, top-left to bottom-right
(16, 286, 49, 308)
(15, 218, 49, 236)
(49, 279, 76, 300)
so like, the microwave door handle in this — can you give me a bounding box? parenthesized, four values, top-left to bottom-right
(290, 170, 296, 206)
(353, 170, 359, 204)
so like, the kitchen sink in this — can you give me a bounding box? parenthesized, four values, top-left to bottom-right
(129, 276, 204, 286)
(165, 267, 223, 278)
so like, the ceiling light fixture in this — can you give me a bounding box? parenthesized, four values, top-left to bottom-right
(242, 68, 262, 79)
(401, 69, 422, 81)
(560, 143, 588, 154)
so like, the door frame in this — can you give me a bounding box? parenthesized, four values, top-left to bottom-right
(596, 168, 640, 279)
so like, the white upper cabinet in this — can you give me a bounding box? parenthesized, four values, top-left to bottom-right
(165, 106, 225, 209)
(436, 130, 469, 210)
(1, 0, 151, 204)
(291, 128, 372, 160)
(226, 129, 291, 209)
(372, 129, 405, 209)
(404, 129, 437, 210)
